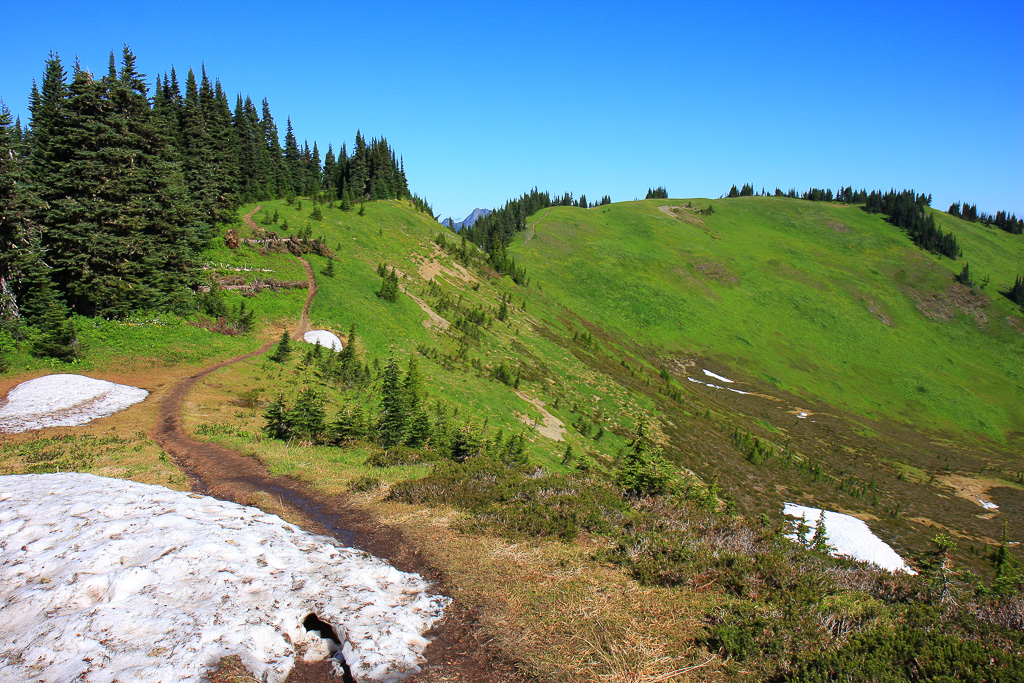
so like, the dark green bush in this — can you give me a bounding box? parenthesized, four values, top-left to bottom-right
(789, 604, 1024, 682)
(348, 475, 382, 492)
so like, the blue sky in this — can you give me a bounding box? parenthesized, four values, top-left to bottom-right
(2, 1, 1022, 221)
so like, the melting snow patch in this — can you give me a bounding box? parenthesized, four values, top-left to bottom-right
(302, 330, 344, 351)
(797, 412, 809, 419)
(0, 374, 148, 434)
(728, 388, 751, 395)
(0, 473, 448, 682)
(784, 503, 916, 575)
(687, 377, 723, 389)
(702, 369, 734, 383)
(978, 499, 999, 511)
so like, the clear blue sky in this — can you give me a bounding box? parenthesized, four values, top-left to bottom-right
(2, 1, 1022, 221)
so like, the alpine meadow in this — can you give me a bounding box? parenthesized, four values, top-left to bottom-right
(1, 32, 1023, 683)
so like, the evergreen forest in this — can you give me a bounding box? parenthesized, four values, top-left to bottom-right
(0, 47, 418, 353)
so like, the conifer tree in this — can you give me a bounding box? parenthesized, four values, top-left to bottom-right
(263, 393, 291, 440)
(348, 131, 369, 200)
(269, 329, 292, 362)
(29, 277, 77, 359)
(286, 386, 325, 442)
(322, 144, 337, 195)
(0, 100, 40, 322)
(377, 266, 400, 302)
(1010, 274, 1024, 308)
(810, 516, 833, 554)
(179, 67, 225, 229)
(332, 400, 367, 444)
(616, 422, 675, 497)
(377, 355, 407, 448)
(25, 52, 69, 171)
(307, 141, 322, 194)
(283, 118, 304, 196)
(260, 98, 287, 196)
(232, 95, 264, 201)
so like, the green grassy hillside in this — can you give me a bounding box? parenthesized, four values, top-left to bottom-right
(511, 196, 1024, 441)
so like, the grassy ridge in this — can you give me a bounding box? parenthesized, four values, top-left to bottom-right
(512, 196, 1024, 440)
(230, 198, 650, 469)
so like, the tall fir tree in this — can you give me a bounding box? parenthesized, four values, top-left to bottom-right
(377, 355, 407, 448)
(322, 144, 337, 195)
(261, 98, 287, 197)
(283, 117, 303, 196)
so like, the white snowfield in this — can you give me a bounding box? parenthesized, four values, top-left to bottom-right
(0, 474, 448, 683)
(303, 329, 344, 351)
(0, 374, 148, 434)
(784, 503, 916, 574)
(702, 369, 734, 383)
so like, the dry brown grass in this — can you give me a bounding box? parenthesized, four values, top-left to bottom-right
(373, 501, 729, 682)
(204, 655, 260, 683)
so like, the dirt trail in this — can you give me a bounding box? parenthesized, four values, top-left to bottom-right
(152, 225, 525, 682)
(520, 209, 550, 246)
(242, 206, 316, 339)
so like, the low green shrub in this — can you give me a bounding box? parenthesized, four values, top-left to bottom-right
(348, 475, 382, 492)
(388, 457, 630, 541)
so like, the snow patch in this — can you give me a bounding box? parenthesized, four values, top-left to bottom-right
(0, 374, 148, 434)
(978, 499, 999, 511)
(784, 503, 916, 574)
(0, 474, 448, 682)
(702, 369, 734, 383)
(797, 412, 809, 419)
(687, 377, 723, 389)
(302, 330, 344, 351)
(728, 388, 751, 395)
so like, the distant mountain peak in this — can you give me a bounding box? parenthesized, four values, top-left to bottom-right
(442, 208, 492, 231)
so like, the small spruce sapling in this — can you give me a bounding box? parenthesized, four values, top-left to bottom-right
(269, 330, 292, 363)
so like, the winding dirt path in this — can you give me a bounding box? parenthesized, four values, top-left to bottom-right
(151, 222, 525, 683)
(520, 209, 550, 246)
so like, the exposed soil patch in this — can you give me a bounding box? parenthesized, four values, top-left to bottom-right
(513, 390, 566, 441)
(393, 267, 451, 331)
(906, 281, 989, 325)
(658, 205, 722, 239)
(862, 298, 892, 327)
(409, 291, 451, 331)
(692, 260, 739, 284)
(414, 254, 479, 286)
(657, 205, 705, 228)
(825, 220, 850, 233)
(937, 474, 1007, 512)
